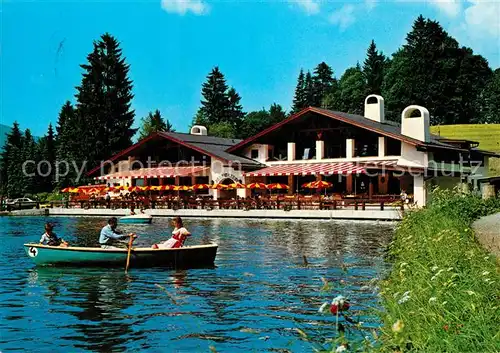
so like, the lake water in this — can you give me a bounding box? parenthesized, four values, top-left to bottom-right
(0, 216, 394, 352)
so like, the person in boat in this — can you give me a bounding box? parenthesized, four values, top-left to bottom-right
(99, 217, 134, 249)
(129, 206, 136, 216)
(40, 223, 68, 247)
(152, 216, 191, 249)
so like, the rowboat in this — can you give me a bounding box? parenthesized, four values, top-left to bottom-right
(119, 214, 153, 224)
(23, 243, 218, 268)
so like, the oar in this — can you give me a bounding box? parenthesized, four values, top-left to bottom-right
(125, 233, 136, 273)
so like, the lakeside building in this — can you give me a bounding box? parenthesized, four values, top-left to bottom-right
(87, 95, 499, 206)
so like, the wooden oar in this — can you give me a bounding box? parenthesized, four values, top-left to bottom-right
(125, 234, 136, 273)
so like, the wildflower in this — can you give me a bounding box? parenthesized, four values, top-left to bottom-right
(335, 344, 347, 353)
(428, 297, 437, 303)
(318, 302, 329, 313)
(392, 319, 404, 333)
(330, 304, 339, 314)
(443, 324, 449, 331)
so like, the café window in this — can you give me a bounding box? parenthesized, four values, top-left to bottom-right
(251, 149, 259, 159)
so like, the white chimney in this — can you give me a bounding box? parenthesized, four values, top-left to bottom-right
(190, 125, 208, 136)
(364, 94, 385, 123)
(401, 105, 430, 143)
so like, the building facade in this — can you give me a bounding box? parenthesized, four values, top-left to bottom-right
(88, 95, 497, 205)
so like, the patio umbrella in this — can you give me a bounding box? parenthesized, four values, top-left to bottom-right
(192, 184, 211, 190)
(129, 186, 149, 192)
(266, 183, 289, 190)
(114, 186, 127, 191)
(227, 182, 246, 189)
(174, 185, 192, 191)
(210, 183, 229, 189)
(246, 182, 268, 189)
(153, 185, 176, 191)
(302, 180, 333, 189)
(61, 187, 80, 193)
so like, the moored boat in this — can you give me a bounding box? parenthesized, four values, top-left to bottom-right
(24, 243, 218, 268)
(119, 214, 153, 224)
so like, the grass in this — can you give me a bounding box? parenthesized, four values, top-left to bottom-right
(431, 124, 500, 176)
(377, 189, 500, 352)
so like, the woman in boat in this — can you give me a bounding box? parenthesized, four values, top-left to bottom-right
(40, 223, 68, 247)
(152, 216, 191, 249)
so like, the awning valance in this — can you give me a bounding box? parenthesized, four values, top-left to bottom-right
(244, 161, 399, 177)
(95, 166, 209, 180)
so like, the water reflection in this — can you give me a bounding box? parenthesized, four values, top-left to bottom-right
(0, 217, 394, 352)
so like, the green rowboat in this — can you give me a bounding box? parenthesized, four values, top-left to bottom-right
(24, 243, 218, 269)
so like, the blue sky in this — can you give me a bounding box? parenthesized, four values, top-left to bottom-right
(1, 0, 499, 137)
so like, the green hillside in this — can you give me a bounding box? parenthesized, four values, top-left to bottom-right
(431, 124, 500, 152)
(431, 124, 500, 176)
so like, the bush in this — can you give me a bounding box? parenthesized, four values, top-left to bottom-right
(377, 189, 500, 352)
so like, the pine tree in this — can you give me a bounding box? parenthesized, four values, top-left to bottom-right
(304, 71, 314, 108)
(55, 101, 81, 187)
(37, 123, 56, 191)
(312, 62, 337, 107)
(382, 15, 492, 124)
(269, 103, 287, 125)
(21, 129, 37, 196)
(0, 122, 23, 197)
(139, 110, 174, 140)
(323, 64, 365, 115)
(227, 87, 245, 128)
(75, 33, 136, 169)
(200, 66, 230, 125)
(291, 69, 307, 114)
(483, 69, 500, 124)
(363, 40, 386, 95)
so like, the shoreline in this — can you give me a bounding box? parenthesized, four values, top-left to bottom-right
(6, 207, 402, 220)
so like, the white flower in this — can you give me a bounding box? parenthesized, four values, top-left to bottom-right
(318, 302, 329, 313)
(335, 345, 347, 353)
(331, 295, 346, 306)
(428, 297, 437, 303)
(398, 291, 411, 304)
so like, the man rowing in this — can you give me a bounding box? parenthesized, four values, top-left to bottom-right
(99, 217, 135, 249)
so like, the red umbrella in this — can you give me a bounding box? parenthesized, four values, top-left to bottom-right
(302, 181, 333, 189)
(192, 184, 211, 190)
(228, 182, 246, 189)
(246, 182, 268, 189)
(267, 183, 289, 190)
(174, 185, 192, 191)
(210, 183, 229, 189)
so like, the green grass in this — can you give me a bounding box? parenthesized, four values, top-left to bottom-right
(431, 124, 500, 176)
(431, 124, 500, 152)
(377, 189, 500, 352)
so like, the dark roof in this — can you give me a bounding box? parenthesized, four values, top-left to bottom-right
(228, 107, 469, 153)
(86, 131, 262, 176)
(159, 132, 262, 167)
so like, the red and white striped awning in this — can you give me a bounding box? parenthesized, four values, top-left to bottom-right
(95, 166, 209, 180)
(244, 161, 400, 177)
(244, 162, 366, 177)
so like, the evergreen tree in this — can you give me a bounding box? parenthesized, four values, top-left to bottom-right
(304, 71, 315, 107)
(312, 62, 337, 107)
(199, 66, 229, 125)
(323, 65, 365, 115)
(482, 69, 500, 124)
(21, 129, 37, 196)
(227, 87, 245, 128)
(75, 33, 136, 169)
(139, 110, 174, 140)
(382, 15, 492, 124)
(291, 69, 307, 114)
(269, 103, 287, 125)
(0, 122, 23, 197)
(55, 101, 81, 187)
(363, 40, 386, 95)
(37, 123, 56, 191)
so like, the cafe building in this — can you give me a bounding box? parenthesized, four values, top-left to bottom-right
(88, 95, 497, 206)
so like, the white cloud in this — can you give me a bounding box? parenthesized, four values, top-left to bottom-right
(329, 4, 356, 31)
(161, 0, 209, 15)
(463, 0, 500, 38)
(292, 0, 320, 15)
(427, 0, 462, 18)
